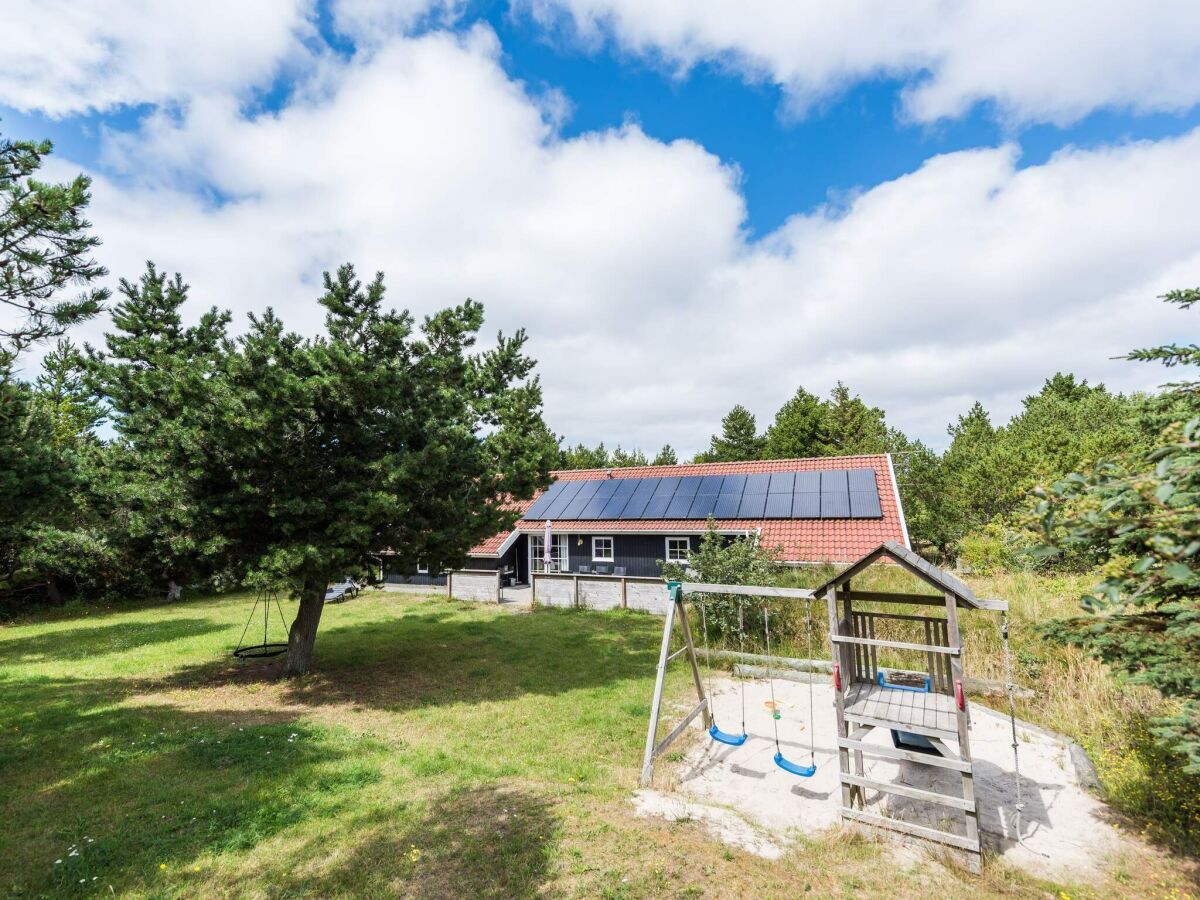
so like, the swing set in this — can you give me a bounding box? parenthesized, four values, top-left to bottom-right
(640, 580, 819, 785)
(640, 543, 1027, 874)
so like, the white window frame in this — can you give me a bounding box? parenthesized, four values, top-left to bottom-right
(665, 536, 691, 564)
(416, 561, 429, 574)
(592, 536, 614, 562)
(530, 534, 569, 573)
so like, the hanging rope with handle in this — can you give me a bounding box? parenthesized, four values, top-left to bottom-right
(1002, 610, 1048, 857)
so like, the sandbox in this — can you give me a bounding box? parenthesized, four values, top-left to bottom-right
(635, 676, 1128, 880)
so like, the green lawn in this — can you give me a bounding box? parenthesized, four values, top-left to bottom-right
(0, 589, 1194, 898)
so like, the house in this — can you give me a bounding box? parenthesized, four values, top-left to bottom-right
(383, 455, 909, 587)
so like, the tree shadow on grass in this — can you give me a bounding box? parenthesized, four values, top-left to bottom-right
(0, 674, 365, 896)
(273, 784, 557, 898)
(0, 618, 226, 664)
(159, 606, 665, 714)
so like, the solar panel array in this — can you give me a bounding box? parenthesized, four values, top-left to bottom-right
(521, 468, 882, 522)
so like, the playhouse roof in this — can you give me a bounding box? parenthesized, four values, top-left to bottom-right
(812, 540, 1003, 610)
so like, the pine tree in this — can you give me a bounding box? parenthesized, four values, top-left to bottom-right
(821, 382, 889, 455)
(1, 130, 109, 360)
(610, 446, 648, 467)
(763, 386, 828, 459)
(90, 263, 558, 675)
(1037, 288, 1200, 769)
(652, 444, 678, 466)
(698, 405, 765, 462)
(561, 443, 608, 469)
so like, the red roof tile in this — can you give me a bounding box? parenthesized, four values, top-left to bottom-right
(468, 455, 909, 563)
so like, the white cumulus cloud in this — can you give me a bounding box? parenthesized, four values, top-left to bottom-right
(0, 0, 316, 116)
(518, 0, 1200, 126)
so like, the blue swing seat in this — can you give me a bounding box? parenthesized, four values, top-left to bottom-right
(774, 751, 816, 777)
(709, 724, 748, 746)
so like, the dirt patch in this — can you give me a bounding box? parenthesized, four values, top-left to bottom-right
(642, 677, 1136, 881)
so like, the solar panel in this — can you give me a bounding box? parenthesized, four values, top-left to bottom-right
(792, 492, 821, 518)
(794, 471, 821, 493)
(642, 495, 672, 518)
(820, 490, 851, 518)
(665, 495, 695, 517)
(848, 468, 877, 491)
(631, 477, 658, 497)
(523, 482, 563, 519)
(737, 493, 767, 518)
(621, 494, 652, 519)
(542, 481, 583, 518)
(768, 471, 795, 494)
(580, 495, 611, 518)
(599, 494, 631, 518)
(713, 494, 742, 518)
(719, 474, 746, 495)
(592, 480, 619, 500)
(688, 493, 719, 518)
(744, 473, 772, 494)
(821, 469, 849, 492)
(521, 465, 884, 522)
(612, 478, 639, 497)
(765, 493, 793, 517)
(849, 490, 882, 518)
(560, 492, 595, 519)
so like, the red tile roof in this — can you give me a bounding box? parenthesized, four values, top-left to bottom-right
(468, 455, 909, 564)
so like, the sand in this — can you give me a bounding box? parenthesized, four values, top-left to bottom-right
(633, 677, 1130, 880)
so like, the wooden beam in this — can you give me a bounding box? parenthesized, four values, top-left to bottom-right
(836, 738, 972, 772)
(842, 710, 958, 742)
(830, 634, 961, 655)
(712, 650, 832, 673)
(841, 589, 945, 606)
(840, 773, 976, 811)
(681, 582, 815, 599)
(841, 808, 980, 853)
(652, 698, 710, 760)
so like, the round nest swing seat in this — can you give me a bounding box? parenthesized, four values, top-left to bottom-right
(233, 642, 289, 660)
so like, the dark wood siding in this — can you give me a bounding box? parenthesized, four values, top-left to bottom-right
(553, 532, 700, 578)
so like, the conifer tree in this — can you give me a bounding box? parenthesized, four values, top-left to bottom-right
(698, 404, 764, 462)
(763, 386, 827, 459)
(1, 130, 108, 361)
(652, 444, 678, 466)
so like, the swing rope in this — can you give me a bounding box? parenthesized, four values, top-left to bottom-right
(764, 602, 781, 753)
(1002, 610, 1048, 857)
(764, 600, 817, 776)
(699, 596, 747, 745)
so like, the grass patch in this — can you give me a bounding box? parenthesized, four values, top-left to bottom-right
(0, 587, 1195, 897)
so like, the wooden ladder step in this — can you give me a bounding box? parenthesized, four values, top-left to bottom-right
(841, 807, 981, 852)
(836, 738, 972, 772)
(840, 773, 976, 811)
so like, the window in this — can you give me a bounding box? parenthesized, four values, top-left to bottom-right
(416, 561, 429, 574)
(592, 536, 614, 562)
(665, 537, 691, 563)
(530, 534, 568, 573)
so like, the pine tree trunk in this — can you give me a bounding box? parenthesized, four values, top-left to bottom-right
(284, 578, 326, 677)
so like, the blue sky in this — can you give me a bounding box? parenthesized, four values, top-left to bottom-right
(2, 0, 1199, 454)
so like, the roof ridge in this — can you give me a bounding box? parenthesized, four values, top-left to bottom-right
(550, 454, 890, 477)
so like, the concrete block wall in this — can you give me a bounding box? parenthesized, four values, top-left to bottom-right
(449, 570, 500, 603)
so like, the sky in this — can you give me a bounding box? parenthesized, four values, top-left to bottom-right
(2, 0, 1199, 456)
